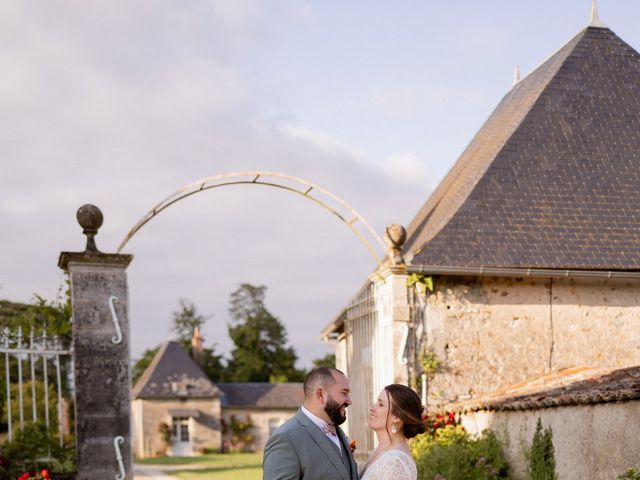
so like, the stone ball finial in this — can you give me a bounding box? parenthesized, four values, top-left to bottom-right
(384, 224, 407, 267)
(384, 224, 407, 248)
(76, 204, 103, 253)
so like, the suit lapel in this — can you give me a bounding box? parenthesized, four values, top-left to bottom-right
(336, 426, 357, 480)
(295, 410, 349, 480)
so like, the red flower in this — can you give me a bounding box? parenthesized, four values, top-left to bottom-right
(448, 411, 456, 419)
(41, 470, 51, 479)
(437, 414, 444, 420)
(433, 421, 440, 428)
(445, 419, 451, 425)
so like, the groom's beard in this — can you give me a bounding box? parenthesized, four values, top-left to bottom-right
(324, 395, 347, 426)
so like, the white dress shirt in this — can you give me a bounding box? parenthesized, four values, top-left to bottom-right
(301, 405, 342, 452)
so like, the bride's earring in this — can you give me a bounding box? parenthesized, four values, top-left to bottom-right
(391, 423, 397, 434)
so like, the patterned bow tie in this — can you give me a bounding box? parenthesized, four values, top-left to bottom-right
(322, 423, 337, 436)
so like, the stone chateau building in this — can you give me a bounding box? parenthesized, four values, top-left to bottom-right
(323, 11, 640, 479)
(131, 341, 303, 458)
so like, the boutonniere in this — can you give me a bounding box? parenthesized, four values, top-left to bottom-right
(349, 439, 357, 453)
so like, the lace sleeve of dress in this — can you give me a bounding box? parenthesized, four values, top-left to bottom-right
(363, 450, 416, 480)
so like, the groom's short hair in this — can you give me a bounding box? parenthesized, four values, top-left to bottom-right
(303, 367, 344, 398)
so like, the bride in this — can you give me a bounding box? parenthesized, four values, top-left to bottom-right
(360, 384, 427, 480)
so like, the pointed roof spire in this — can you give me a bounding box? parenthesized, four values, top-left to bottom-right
(403, 27, 640, 271)
(590, 0, 606, 28)
(513, 65, 521, 86)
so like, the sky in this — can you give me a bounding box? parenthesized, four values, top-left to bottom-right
(2, 0, 640, 369)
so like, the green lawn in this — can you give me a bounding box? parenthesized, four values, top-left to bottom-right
(137, 453, 262, 480)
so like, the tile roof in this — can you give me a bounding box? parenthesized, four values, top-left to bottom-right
(132, 341, 221, 399)
(404, 26, 640, 270)
(217, 383, 304, 409)
(439, 365, 640, 413)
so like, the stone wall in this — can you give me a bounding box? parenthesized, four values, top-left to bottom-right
(460, 401, 640, 479)
(425, 276, 640, 403)
(132, 398, 221, 458)
(221, 408, 297, 452)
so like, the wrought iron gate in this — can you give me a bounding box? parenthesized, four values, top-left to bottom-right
(1, 326, 73, 453)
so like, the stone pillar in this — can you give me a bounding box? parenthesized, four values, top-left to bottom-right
(58, 205, 133, 480)
(373, 268, 411, 386)
(372, 224, 411, 387)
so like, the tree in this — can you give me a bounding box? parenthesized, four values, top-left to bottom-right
(172, 299, 225, 380)
(172, 298, 208, 352)
(312, 353, 336, 368)
(225, 284, 305, 382)
(131, 346, 159, 385)
(526, 418, 557, 480)
(132, 299, 225, 384)
(0, 282, 72, 337)
(200, 346, 225, 382)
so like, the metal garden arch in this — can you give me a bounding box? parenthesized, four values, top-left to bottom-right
(117, 171, 387, 265)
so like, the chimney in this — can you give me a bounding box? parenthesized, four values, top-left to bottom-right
(191, 326, 204, 367)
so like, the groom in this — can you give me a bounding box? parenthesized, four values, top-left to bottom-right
(263, 367, 358, 480)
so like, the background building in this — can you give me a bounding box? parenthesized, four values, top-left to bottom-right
(131, 341, 303, 458)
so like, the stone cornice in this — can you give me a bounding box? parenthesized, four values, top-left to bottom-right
(58, 251, 133, 270)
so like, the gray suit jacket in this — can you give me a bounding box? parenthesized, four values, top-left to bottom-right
(263, 409, 358, 480)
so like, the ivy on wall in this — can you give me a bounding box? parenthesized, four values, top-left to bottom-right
(407, 274, 434, 292)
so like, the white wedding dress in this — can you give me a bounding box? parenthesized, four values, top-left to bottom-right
(360, 449, 417, 480)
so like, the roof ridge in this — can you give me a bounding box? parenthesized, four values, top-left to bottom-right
(514, 26, 607, 89)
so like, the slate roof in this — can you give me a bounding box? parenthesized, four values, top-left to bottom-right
(132, 341, 221, 399)
(403, 26, 640, 271)
(439, 365, 640, 413)
(217, 383, 304, 409)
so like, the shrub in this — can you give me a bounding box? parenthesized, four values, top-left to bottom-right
(157, 422, 172, 455)
(221, 415, 255, 452)
(411, 425, 511, 479)
(0, 422, 75, 480)
(525, 418, 557, 480)
(618, 468, 640, 480)
(425, 410, 459, 436)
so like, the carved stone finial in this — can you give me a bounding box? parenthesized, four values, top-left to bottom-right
(76, 204, 103, 253)
(384, 224, 407, 267)
(513, 65, 521, 86)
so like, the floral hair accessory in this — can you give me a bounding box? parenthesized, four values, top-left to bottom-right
(421, 405, 429, 421)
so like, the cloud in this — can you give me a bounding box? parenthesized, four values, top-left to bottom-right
(381, 152, 432, 188)
(366, 84, 486, 117)
(0, 1, 430, 368)
(279, 124, 367, 164)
